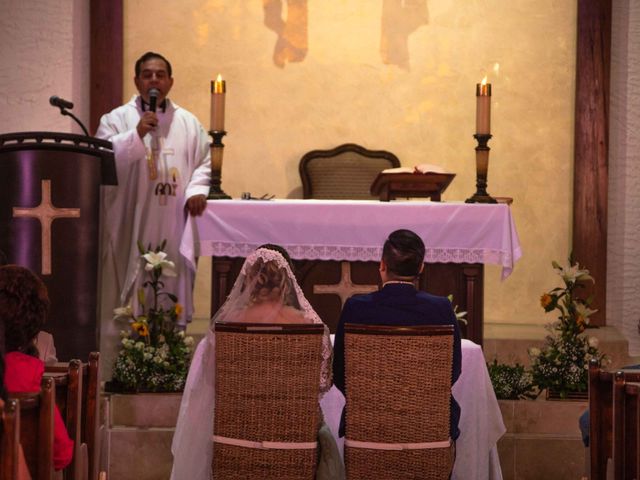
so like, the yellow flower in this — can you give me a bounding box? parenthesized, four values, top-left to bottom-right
(132, 321, 149, 337)
(174, 303, 183, 317)
(540, 294, 552, 308)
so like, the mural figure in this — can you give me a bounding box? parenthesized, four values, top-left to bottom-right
(263, 0, 308, 68)
(380, 0, 429, 70)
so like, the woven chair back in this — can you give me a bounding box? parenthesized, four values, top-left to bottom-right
(213, 322, 324, 479)
(344, 324, 454, 480)
(299, 143, 400, 200)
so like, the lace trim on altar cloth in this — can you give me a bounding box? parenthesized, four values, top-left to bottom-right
(200, 242, 516, 276)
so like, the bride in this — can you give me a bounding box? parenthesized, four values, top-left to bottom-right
(170, 245, 333, 479)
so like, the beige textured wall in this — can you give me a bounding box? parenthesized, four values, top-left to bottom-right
(0, 0, 90, 134)
(124, 0, 577, 326)
(608, 0, 640, 355)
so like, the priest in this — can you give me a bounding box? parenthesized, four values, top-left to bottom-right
(96, 51, 211, 333)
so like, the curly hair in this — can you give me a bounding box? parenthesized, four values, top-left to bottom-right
(0, 265, 50, 355)
(246, 258, 299, 308)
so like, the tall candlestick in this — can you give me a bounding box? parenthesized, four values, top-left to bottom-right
(475, 77, 491, 135)
(210, 74, 226, 131)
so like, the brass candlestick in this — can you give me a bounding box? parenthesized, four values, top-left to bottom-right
(208, 130, 231, 200)
(465, 133, 497, 204)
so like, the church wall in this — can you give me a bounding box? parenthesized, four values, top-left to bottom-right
(608, 0, 640, 356)
(0, 0, 90, 135)
(123, 0, 576, 327)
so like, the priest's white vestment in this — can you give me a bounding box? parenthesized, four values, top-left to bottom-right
(96, 95, 211, 324)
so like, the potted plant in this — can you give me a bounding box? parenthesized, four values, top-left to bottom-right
(529, 260, 606, 399)
(109, 241, 195, 392)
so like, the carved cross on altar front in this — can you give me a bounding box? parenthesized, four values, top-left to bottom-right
(313, 261, 378, 306)
(13, 179, 81, 275)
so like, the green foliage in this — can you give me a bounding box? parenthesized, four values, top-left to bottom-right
(487, 360, 537, 400)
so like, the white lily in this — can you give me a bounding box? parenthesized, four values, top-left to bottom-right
(588, 336, 599, 348)
(143, 250, 177, 277)
(556, 263, 593, 284)
(575, 302, 598, 319)
(113, 305, 133, 320)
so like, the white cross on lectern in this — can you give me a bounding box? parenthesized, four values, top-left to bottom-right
(313, 261, 378, 306)
(13, 179, 81, 275)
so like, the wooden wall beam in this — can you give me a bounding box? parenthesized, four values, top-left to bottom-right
(90, 0, 123, 134)
(573, 0, 612, 326)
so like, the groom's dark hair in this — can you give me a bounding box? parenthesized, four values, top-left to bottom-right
(382, 229, 425, 279)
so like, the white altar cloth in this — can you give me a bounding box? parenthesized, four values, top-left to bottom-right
(320, 339, 505, 480)
(180, 200, 521, 280)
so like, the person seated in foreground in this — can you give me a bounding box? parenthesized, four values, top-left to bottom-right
(170, 245, 338, 480)
(0, 265, 74, 471)
(0, 253, 57, 365)
(332, 229, 462, 441)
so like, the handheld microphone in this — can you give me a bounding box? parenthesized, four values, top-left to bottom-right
(49, 95, 74, 110)
(148, 88, 159, 113)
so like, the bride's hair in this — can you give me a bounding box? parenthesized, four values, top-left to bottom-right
(244, 253, 300, 309)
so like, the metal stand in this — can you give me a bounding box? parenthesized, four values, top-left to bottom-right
(465, 133, 497, 204)
(208, 130, 231, 200)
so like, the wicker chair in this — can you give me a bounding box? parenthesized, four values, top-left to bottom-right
(299, 143, 400, 200)
(343, 324, 455, 480)
(213, 322, 325, 479)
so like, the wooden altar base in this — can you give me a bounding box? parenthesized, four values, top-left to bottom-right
(211, 258, 484, 345)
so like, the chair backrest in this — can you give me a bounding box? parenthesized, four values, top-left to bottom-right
(213, 322, 325, 479)
(299, 143, 401, 200)
(0, 398, 20, 480)
(45, 352, 100, 480)
(589, 360, 640, 480)
(613, 371, 640, 479)
(343, 324, 455, 480)
(10, 377, 55, 480)
(44, 359, 83, 480)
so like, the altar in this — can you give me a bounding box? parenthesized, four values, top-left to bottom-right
(180, 199, 522, 344)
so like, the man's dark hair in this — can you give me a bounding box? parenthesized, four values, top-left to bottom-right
(135, 51, 173, 78)
(382, 229, 425, 278)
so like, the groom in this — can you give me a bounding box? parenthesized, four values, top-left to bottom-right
(332, 228, 462, 441)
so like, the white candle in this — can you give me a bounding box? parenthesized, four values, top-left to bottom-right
(475, 77, 491, 135)
(210, 74, 226, 131)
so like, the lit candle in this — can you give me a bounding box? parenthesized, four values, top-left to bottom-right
(210, 74, 226, 131)
(475, 76, 491, 135)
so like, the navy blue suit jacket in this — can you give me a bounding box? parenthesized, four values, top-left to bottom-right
(332, 283, 462, 440)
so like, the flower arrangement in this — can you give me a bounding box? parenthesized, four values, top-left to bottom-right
(528, 260, 606, 398)
(111, 242, 194, 392)
(487, 360, 536, 400)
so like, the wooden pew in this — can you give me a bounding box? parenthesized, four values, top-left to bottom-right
(589, 360, 640, 480)
(10, 377, 56, 480)
(46, 352, 100, 480)
(44, 359, 84, 480)
(612, 371, 640, 479)
(0, 398, 20, 480)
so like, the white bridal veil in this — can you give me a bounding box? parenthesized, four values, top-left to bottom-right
(170, 247, 332, 479)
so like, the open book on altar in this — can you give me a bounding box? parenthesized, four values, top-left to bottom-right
(370, 163, 455, 202)
(381, 163, 451, 175)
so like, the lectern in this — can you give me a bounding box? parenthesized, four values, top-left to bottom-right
(0, 132, 116, 360)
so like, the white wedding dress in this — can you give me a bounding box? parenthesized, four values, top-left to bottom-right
(170, 248, 333, 479)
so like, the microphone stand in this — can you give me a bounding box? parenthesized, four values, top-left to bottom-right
(56, 107, 90, 137)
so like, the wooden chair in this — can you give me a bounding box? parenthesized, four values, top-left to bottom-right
(10, 377, 56, 480)
(213, 322, 325, 479)
(612, 371, 640, 479)
(589, 360, 640, 480)
(299, 143, 400, 200)
(45, 352, 100, 480)
(44, 359, 84, 480)
(0, 398, 20, 480)
(343, 324, 455, 480)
